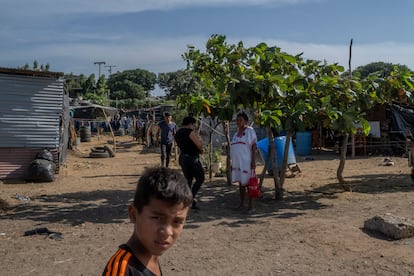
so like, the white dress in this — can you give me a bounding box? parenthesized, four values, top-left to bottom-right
(230, 126, 257, 186)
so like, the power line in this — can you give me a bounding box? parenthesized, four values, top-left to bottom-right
(104, 65, 117, 76)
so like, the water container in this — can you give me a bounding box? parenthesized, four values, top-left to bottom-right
(274, 136, 296, 165)
(257, 136, 296, 171)
(295, 131, 312, 156)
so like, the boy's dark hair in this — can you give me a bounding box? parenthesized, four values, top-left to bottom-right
(182, 116, 196, 126)
(133, 167, 193, 213)
(164, 112, 171, 117)
(237, 111, 249, 122)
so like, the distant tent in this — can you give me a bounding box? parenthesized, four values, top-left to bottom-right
(389, 104, 414, 140)
(70, 101, 118, 120)
(70, 101, 119, 151)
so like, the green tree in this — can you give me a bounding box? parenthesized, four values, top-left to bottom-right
(182, 36, 305, 197)
(181, 35, 246, 183)
(107, 68, 156, 98)
(66, 68, 162, 109)
(106, 68, 157, 108)
(304, 61, 375, 187)
(65, 73, 110, 106)
(38, 63, 50, 72)
(65, 73, 84, 98)
(181, 35, 414, 197)
(82, 75, 110, 106)
(158, 70, 200, 99)
(82, 74, 96, 94)
(110, 80, 146, 100)
(352, 62, 411, 79)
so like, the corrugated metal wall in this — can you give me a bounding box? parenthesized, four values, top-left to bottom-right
(0, 74, 64, 147)
(0, 73, 66, 180)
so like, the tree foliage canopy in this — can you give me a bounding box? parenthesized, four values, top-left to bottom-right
(179, 34, 414, 189)
(107, 69, 156, 99)
(158, 70, 200, 99)
(352, 61, 411, 79)
(66, 68, 160, 109)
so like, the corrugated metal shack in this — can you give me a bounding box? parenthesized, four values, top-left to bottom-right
(0, 68, 69, 181)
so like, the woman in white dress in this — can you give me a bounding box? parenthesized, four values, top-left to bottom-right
(230, 112, 257, 213)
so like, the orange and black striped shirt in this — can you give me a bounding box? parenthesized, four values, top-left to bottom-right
(102, 244, 160, 276)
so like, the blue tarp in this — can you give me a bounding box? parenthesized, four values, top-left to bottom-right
(257, 136, 296, 171)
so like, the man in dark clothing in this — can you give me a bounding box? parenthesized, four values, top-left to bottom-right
(156, 112, 176, 167)
(175, 116, 205, 210)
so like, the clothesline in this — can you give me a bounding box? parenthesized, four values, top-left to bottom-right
(196, 118, 226, 137)
(196, 117, 256, 137)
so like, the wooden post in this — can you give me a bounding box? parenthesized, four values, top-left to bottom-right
(102, 108, 116, 153)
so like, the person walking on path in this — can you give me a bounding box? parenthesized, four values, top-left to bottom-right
(156, 112, 176, 167)
(174, 116, 205, 210)
(230, 112, 258, 213)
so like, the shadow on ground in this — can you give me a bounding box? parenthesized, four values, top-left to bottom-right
(311, 173, 414, 194)
(185, 179, 332, 228)
(2, 189, 133, 225)
(4, 172, 412, 229)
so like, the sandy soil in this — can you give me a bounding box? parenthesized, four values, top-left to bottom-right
(1, 134, 414, 276)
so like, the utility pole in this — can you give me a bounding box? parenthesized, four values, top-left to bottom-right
(103, 64, 116, 106)
(104, 65, 117, 77)
(94, 61, 106, 78)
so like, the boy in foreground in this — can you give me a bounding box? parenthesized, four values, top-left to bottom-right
(102, 167, 193, 276)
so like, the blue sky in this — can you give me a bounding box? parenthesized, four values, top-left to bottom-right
(1, 0, 414, 95)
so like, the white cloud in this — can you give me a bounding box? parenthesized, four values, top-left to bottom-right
(2, 0, 412, 95)
(0, 34, 207, 75)
(1, 0, 321, 18)
(297, 41, 414, 70)
(2, 30, 414, 77)
(226, 37, 414, 70)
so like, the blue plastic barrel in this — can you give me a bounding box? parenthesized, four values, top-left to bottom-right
(257, 136, 296, 170)
(295, 131, 312, 156)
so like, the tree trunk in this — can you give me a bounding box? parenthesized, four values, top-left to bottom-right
(222, 121, 232, 186)
(279, 132, 292, 188)
(337, 134, 351, 191)
(102, 108, 116, 153)
(259, 148, 270, 189)
(208, 119, 214, 180)
(267, 127, 283, 200)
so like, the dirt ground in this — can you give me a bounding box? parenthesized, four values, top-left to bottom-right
(1, 134, 414, 276)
